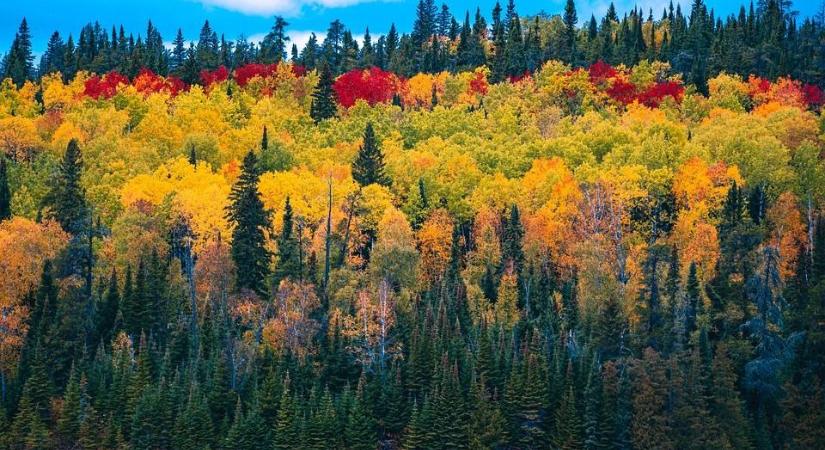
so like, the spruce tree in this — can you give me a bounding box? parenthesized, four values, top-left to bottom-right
(46, 139, 88, 236)
(226, 150, 272, 296)
(346, 389, 376, 450)
(0, 157, 11, 221)
(3, 18, 34, 87)
(501, 204, 525, 275)
(273, 375, 299, 449)
(276, 196, 301, 282)
(351, 123, 390, 187)
(564, 0, 579, 64)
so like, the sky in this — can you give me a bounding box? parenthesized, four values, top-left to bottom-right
(1, 0, 822, 59)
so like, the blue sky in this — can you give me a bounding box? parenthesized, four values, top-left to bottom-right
(1, 0, 821, 58)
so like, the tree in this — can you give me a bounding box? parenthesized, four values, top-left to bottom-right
(564, 0, 579, 64)
(3, 18, 34, 86)
(276, 196, 301, 282)
(226, 150, 272, 296)
(261, 17, 290, 64)
(352, 123, 390, 187)
(310, 63, 337, 123)
(39, 31, 66, 76)
(45, 139, 88, 236)
(0, 157, 10, 221)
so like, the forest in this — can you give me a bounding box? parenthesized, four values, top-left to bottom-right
(0, 0, 825, 448)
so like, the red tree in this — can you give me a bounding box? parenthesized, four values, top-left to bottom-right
(200, 66, 229, 88)
(333, 67, 398, 108)
(84, 71, 129, 99)
(638, 81, 685, 107)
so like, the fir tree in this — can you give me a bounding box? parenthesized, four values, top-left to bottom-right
(46, 139, 88, 236)
(3, 18, 34, 87)
(276, 196, 301, 282)
(226, 150, 272, 296)
(310, 63, 337, 123)
(0, 157, 11, 221)
(352, 123, 390, 187)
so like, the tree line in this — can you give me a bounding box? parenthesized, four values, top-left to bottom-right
(3, 0, 825, 90)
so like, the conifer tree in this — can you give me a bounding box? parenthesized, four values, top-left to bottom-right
(310, 62, 337, 124)
(3, 18, 34, 86)
(501, 204, 525, 275)
(276, 197, 301, 282)
(402, 400, 425, 450)
(273, 375, 299, 449)
(583, 360, 603, 450)
(226, 150, 272, 296)
(346, 385, 376, 450)
(46, 139, 88, 236)
(352, 123, 390, 188)
(0, 157, 11, 221)
(553, 362, 583, 449)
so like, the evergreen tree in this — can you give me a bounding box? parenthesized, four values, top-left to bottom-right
(3, 18, 34, 86)
(40, 31, 66, 76)
(261, 17, 290, 63)
(564, 0, 579, 64)
(310, 63, 337, 123)
(273, 375, 299, 449)
(46, 139, 88, 236)
(351, 123, 390, 187)
(276, 196, 301, 282)
(226, 150, 272, 296)
(171, 29, 186, 74)
(346, 385, 376, 449)
(0, 157, 11, 221)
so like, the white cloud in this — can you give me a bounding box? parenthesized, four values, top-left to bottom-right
(199, 0, 375, 16)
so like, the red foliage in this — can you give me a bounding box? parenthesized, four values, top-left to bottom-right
(132, 68, 166, 95)
(291, 65, 307, 77)
(803, 84, 824, 109)
(607, 78, 638, 105)
(638, 81, 685, 107)
(84, 71, 129, 99)
(166, 76, 187, 96)
(469, 70, 489, 96)
(132, 68, 189, 97)
(234, 63, 278, 87)
(507, 70, 532, 83)
(200, 66, 229, 88)
(333, 67, 398, 108)
(588, 60, 617, 84)
(747, 75, 772, 103)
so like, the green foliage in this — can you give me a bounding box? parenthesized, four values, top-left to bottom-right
(352, 123, 390, 188)
(226, 150, 272, 296)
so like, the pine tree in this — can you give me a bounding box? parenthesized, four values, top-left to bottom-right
(352, 123, 390, 187)
(3, 18, 34, 87)
(261, 17, 290, 63)
(276, 197, 301, 282)
(96, 268, 119, 346)
(188, 144, 197, 166)
(310, 63, 337, 123)
(273, 375, 299, 450)
(501, 204, 525, 275)
(40, 31, 66, 76)
(402, 400, 425, 450)
(226, 150, 272, 296)
(46, 139, 88, 236)
(171, 29, 186, 74)
(0, 157, 11, 221)
(583, 360, 603, 450)
(553, 362, 583, 449)
(346, 385, 376, 450)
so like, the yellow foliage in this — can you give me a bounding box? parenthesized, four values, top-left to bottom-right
(0, 116, 41, 161)
(120, 157, 231, 252)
